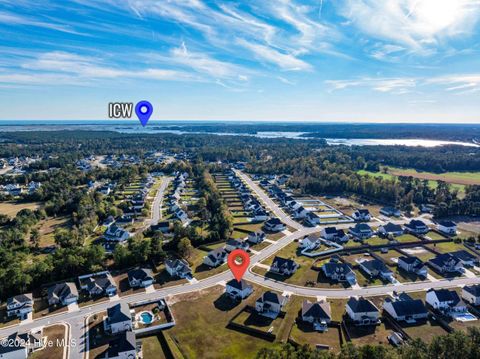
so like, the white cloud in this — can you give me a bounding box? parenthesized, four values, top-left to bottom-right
(237, 39, 312, 71)
(336, 0, 480, 51)
(0, 11, 83, 35)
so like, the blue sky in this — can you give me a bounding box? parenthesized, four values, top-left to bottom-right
(0, 0, 479, 123)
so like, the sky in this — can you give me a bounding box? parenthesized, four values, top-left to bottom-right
(0, 0, 480, 123)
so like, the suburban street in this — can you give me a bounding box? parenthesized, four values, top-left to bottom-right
(0, 170, 476, 358)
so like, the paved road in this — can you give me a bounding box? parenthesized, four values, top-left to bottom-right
(0, 170, 475, 357)
(150, 176, 171, 225)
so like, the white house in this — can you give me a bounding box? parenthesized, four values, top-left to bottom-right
(47, 282, 79, 306)
(263, 218, 286, 232)
(346, 297, 380, 325)
(437, 221, 457, 235)
(352, 209, 371, 221)
(127, 268, 154, 288)
(247, 231, 266, 244)
(103, 225, 130, 242)
(292, 206, 309, 219)
(305, 212, 320, 226)
(288, 200, 302, 211)
(383, 293, 428, 322)
(6, 294, 33, 319)
(255, 291, 287, 319)
(426, 289, 467, 317)
(165, 258, 192, 279)
(397, 256, 428, 277)
(104, 303, 132, 334)
(299, 234, 321, 251)
(225, 279, 253, 300)
(203, 247, 227, 267)
(462, 285, 480, 306)
(269, 256, 298, 276)
(301, 300, 331, 332)
(451, 250, 478, 267)
(253, 209, 269, 222)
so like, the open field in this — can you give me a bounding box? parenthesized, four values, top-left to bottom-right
(388, 167, 480, 186)
(345, 322, 393, 346)
(400, 317, 449, 343)
(0, 201, 42, 217)
(290, 322, 343, 351)
(165, 285, 280, 359)
(141, 335, 167, 359)
(36, 216, 71, 247)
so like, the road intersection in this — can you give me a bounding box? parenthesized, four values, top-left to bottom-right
(1, 171, 478, 358)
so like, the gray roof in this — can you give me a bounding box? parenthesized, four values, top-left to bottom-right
(48, 282, 78, 301)
(107, 303, 131, 324)
(127, 268, 154, 283)
(100, 331, 136, 358)
(347, 297, 379, 313)
(7, 293, 33, 306)
(302, 300, 331, 320)
(226, 279, 252, 291)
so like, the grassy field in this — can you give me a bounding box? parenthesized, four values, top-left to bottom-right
(357, 167, 480, 194)
(0, 201, 42, 217)
(346, 322, 393, 346)
(36, 216, 71, 247)
(165, 285, 281, 359)
(290, 323, 343, 351)
(400, 317, 449, 343)
(141, 335, 167, 359)
(395, 234, 420, 243)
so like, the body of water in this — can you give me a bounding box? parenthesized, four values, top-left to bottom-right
(0, 121, 477, 147)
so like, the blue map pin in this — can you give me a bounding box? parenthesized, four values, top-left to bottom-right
(135, 100, 153, 127)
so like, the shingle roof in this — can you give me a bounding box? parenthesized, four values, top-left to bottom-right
(439, 221, 456, 227)
(360, 259, 391, 274)
(272, 256, 297, 271)
(429, 289, 461, 304)
(347, 297, 378, 313)
(381, 222, 403, 233)
(386, 297, 428, 317)
(127, 268, 154, 282)
(463, 284, 480, 297)
(101, 331, 136, 358)
(226, 279, 252, 291)
(48, 282, 78, 301)
(302, 300, 331, 320)
(107, 303, 131, 324)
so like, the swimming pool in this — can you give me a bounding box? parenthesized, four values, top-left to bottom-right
(455, 312, 477, 322)
(139, 311, 154, 324)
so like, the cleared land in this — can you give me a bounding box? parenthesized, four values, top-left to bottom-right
(0, 201, 42, 217)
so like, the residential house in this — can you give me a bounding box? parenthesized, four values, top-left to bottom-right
(349, 223, 373, 240)
(263, 218, 286, 232)
(378, 222, 404, 237)
(288, 200, 302, 211)
(437, 221, 457, 235)
(321, 227, 349, 243)
(346, 297, 380, 325)
(426, 289, 467, 317)
(405, 220, 429, 235)
(247, 231, 266, 244)
(99, 331, 137, 359)
(203, 247, 227, 267)
(79, 272, 117, 297)
(175, 209, 188, 222)
(383, 293, 428, 322)
(321, 261, 357, 284)
(225, 279, 253, 300)
(428, 253, 464, 274)
(255, 291, 287, 319)
(462, 284, 480, 306)
(225, 239, 249, 252)
(127, 268, 154, 288)
(104, 303, 132, 334)
(103, 225, 130, 242)
(0, 331, 43, 358)
(358, 259, 393, 280)
(299, 234, 321, 251)
(301, 300, 331, 331)
(269, 256, 299, 276)
(380, 207, 401, 217)
(292, 206, 309, 219)
(397, 256, 428, 277)
(253, 209, 269, 222)
(165, 259, 192, 279)
(451, 250, 478, 267)
(352, 209, 371, 221)
(305, 212, 320, 226)
(6, 294, 33, 319)
(47, 282, 79, 306)
(150, 221, 170, 234)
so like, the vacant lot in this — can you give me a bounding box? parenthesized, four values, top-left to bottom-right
(30, 324, 67, 359)
(166, 285, 280, 359)
(290, 323, 343, 351)
(389, 168, 480, 186)
(346, 322, 393, 346)
(400, 318, 449, 343)
(0, 201, 42, 217)
(36, 216, 71, 247)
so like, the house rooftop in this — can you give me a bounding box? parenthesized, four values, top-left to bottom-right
(302, 300, 331, 320)
(463, 284, 480, 297)
(226, 279, 252, 291)
(107, 303, 131, 324)
(347, 297, 379, 313)
(127, 268, 154, 282)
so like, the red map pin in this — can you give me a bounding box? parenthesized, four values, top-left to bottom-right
(228, 249, 250, 282)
